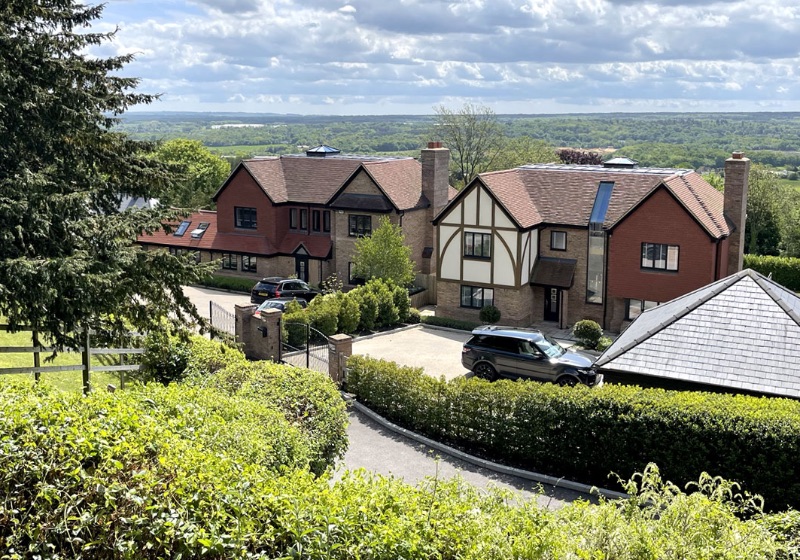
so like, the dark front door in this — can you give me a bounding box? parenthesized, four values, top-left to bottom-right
(295, 256, 309, 282)
(543, 287, 560, 322)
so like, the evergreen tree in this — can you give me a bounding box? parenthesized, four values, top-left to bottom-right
(0, 1, 212, 349)
(352, 218, 415, 287)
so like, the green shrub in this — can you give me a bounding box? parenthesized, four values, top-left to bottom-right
(368, 280, 400, 328)
(596, 336, 613, 352)
(139, 326, 192, 384)
(573, 319, 603, 348)
(307, 294, 339, 336)
(356, 290, 378, 331)
(282, 310, 309, 348)
(184, 335, 247, 378)
(392, 283, 411, 322)
(199, 360, 348, 475)
(337, 292, 361, 334)
(0, 382, 789, 557)
(479, 304, 501, 324)
(406, 307, 421, 324)
(346, 354, 800, 511)
(421, 315, 481, 331)
(744, 254, 800, 291)
(196, 274, 254, 293)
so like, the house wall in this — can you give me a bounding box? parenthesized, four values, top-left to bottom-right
(606, 186, 719, 331)
(215, 168, 278, 241)
(332, 211, 399, 286)
(436, 282, 534, 325)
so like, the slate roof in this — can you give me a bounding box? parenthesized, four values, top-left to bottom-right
(530, 257, 577, 288)
(222, 154, 430, 211)
(136, 210, 332, 258)
(595, 269, 800, 398)
(476, 163, 728, 237)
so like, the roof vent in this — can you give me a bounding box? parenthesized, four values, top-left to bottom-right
(306, 145, 341, 157)
(603, 157, 637, 169)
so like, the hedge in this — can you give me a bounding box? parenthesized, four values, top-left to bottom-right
(744, 254, 800, 291)
(0, 381, 789, 558)
(195, 274, 255, 293)
(345, 355, 800, 511)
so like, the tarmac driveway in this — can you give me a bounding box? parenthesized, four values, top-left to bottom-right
(352, 325, 472, 381)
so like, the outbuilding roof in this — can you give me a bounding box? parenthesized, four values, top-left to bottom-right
(595, 269, 800, 398)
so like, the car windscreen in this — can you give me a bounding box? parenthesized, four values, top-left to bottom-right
(535, 335, 565, 359)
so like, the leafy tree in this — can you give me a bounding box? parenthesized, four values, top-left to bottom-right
(152, 139, 230, 210)
(352, 217, 415, 286)
(702, 171, 725, 192)
(745, 166, 785, 255)
(557, 149, 604, 165)
(0, 1, 212, 349)
(490, 136, 557, 171)
(431, 103, 505, 189)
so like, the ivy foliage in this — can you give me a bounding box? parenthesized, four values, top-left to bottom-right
(0, 1, 213, 349)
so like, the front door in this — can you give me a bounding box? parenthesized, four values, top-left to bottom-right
(295, 256, 309, 282)
(543, 287, 560, 322)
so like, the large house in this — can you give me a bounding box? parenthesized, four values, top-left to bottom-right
(432, 153, 750, 332)
(137, 143, 454, 290)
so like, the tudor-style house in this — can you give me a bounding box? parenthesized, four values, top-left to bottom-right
(137, 143, 453, 292)
(433, 153, 750, 332)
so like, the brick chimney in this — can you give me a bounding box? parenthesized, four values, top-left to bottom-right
(724, 151, 750, 276)
(421, 141, 450, 274)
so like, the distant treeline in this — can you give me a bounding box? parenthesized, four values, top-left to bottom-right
(118, 112, 800, 170)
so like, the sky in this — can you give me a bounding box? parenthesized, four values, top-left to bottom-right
(94, 0, 800, 115)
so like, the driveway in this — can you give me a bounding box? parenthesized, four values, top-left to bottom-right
(352, 325, 472, 381)
(182, 285, 252, 321)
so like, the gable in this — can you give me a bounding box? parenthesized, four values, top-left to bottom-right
(328, 167, 395, 212)
(610, 184, 714, 239)
(212, 162, 277, 204)
(434, 179, 520, 229)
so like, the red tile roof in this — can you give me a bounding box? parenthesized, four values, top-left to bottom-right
(478, 164, 727, 238)
(231, 154, 428, 211)
(136, 209, 331, 258)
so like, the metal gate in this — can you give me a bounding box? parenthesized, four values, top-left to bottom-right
(209, 301, 236, 338)
(281, 321, 329, 374)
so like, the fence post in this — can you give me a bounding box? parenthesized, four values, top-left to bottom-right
(81, 328, 91, 395)
(306, 323, 310, 369)
(209, 300, 214, 339)
(32, 331, 40, 382)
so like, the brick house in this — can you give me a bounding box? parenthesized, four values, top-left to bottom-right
(432, 153, 750, 332)
(137, 144, 453, 291)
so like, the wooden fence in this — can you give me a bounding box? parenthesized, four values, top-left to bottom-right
(0, 325, 144, 395)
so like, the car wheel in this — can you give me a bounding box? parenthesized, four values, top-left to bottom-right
(474, 363, 497, 381)
(556, 375, 578, 387)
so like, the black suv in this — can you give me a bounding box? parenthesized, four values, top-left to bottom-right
(250, 277, 320, 304)
(462, 326, 601, 386)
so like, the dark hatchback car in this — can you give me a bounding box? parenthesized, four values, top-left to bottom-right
(462, 326, 601, 386)
(250, 277, 320, 304)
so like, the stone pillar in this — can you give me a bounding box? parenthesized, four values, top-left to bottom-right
(235, 305, 282, 361)
(724, 151, 750, 276)
(328, 333, 352, 386)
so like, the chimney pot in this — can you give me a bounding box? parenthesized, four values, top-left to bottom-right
(427, 141, 442, 149)
(732, 151, 744, 160)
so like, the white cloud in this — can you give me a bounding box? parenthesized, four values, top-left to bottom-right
(98, 0, 800, 114)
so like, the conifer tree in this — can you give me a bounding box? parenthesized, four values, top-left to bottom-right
(0, 0, 211, 348)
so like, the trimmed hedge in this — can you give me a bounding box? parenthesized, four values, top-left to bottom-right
(744, 254, 800, 291)
(346, 355, 800, 511)
(421, 315, 481, 331)
(0, 381, 789, 558)
(195, 274, 255, 293)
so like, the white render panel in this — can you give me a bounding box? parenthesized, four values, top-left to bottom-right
(521, 232, 531, 285)
(463, 259, 491, 283)
(439, 226, 461, 280)
(439, 203, 462, 225)
(531, 229, 539, 264)
(463, 189, 478, 226)
(479, 187, 493, 226)
(494, 205, 515, 229)
(494, 229, 518, 287)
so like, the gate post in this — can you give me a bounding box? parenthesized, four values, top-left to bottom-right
(235, 304, 282, 361)
(328, 334, 352, 386)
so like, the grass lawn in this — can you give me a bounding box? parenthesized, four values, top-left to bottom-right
(0, 327, 130, 393)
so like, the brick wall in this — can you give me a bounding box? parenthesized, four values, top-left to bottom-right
(215, 168, 277, 241)
(436, 281, 534, 326)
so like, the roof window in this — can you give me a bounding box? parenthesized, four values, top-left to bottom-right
(174, 220, 191, 236)
(190, 222, 210, 238)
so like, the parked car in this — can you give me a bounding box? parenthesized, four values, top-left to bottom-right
(250, 277, 320, 304)
(462, 326, 601, 386)
(253, 297, 308, 317)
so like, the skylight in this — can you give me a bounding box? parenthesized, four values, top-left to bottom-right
(174, 220, 191, 236)
(589, 181, 614, 226)
(190, 222, 210, 238)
